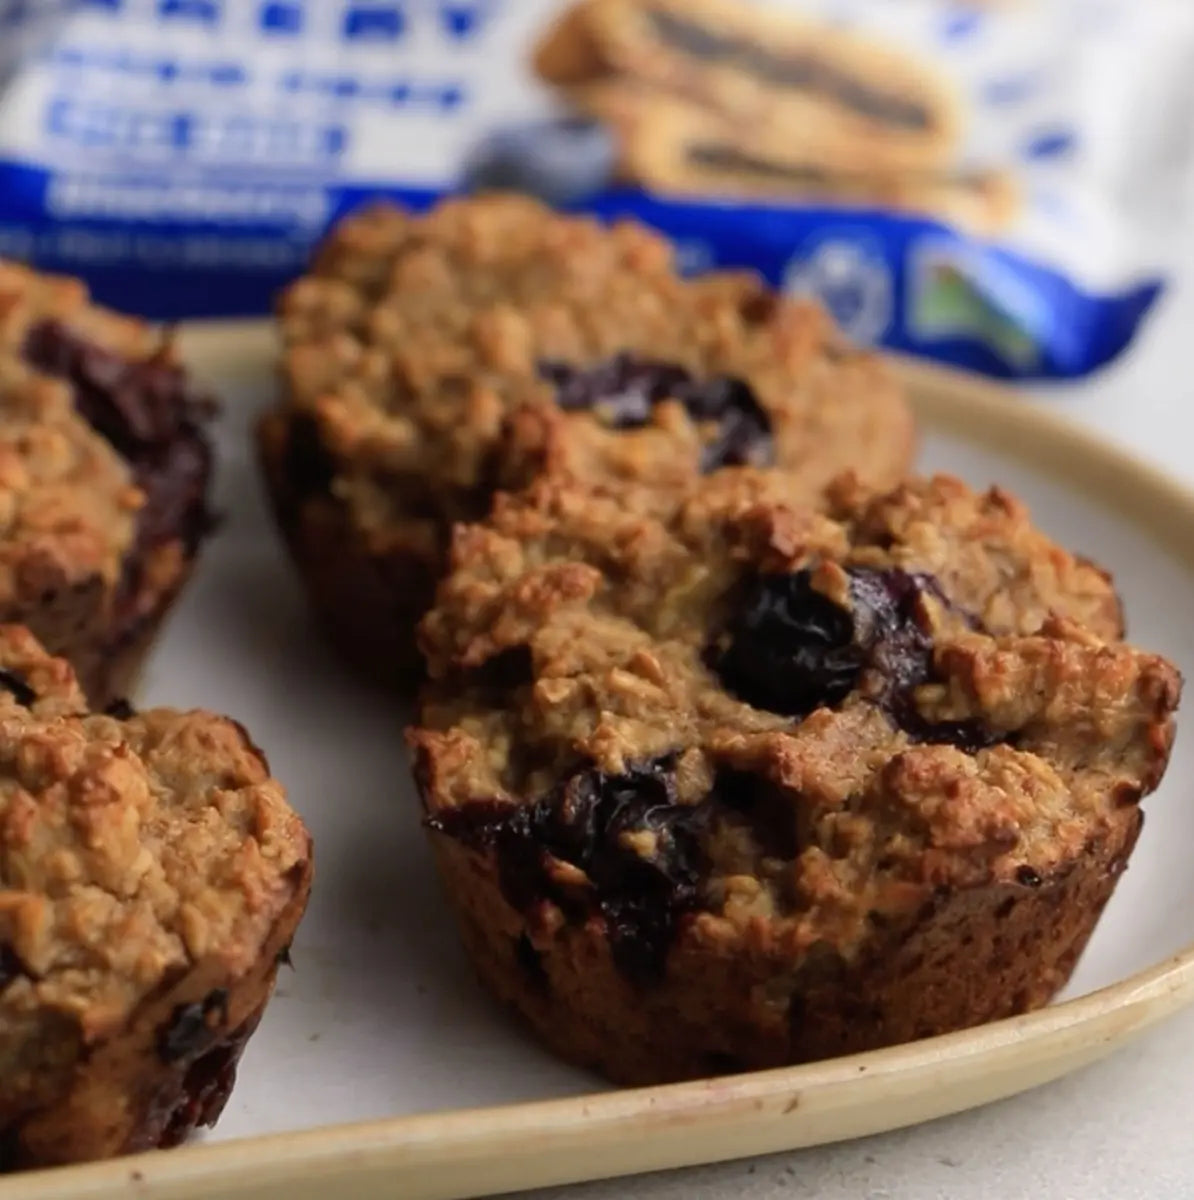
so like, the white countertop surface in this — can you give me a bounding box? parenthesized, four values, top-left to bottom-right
(517, 239, 1194, 1200)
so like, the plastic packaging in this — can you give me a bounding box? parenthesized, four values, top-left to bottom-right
(1, 0, 1192, 378)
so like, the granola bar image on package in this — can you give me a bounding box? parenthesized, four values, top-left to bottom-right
(534, 0, 964, 175)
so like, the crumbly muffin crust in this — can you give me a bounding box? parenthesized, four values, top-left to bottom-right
(261, 193, 915, 682)
(0, 626, 312, 1168)
(0, 260, 215, 706)
(411, 472, 1176, 1084)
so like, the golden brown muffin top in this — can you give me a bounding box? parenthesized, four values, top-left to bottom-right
(412, 471, 1176, 978)
(276, 193, 915, 536)
(0, 625, 311, 1047)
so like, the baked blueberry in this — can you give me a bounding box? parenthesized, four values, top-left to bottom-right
(430, 754, 708, 983)
(540, 354, 774, 470)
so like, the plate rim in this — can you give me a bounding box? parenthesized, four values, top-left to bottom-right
(11, 331, 1194, 1200)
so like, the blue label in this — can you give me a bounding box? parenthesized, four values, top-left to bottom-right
(0, 156, 1161, 380)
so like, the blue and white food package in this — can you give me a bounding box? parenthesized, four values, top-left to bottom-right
(1, 0, 1192, 378)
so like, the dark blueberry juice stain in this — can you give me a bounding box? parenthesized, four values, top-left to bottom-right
(0, 668, 36, 707)
(152, 1016, 257, 1150)
(428, 754, 708, 983)
(157, 1038, 241, 1148)
(712, 567, 1001, 750)
(514, 932, 549, 991)
(280, 412, 336, 507)
(22, 321, 216, 648)
(538, 353, 774, 472)
(714, 768, 802, 860)
(157, 988, 229, 1064)
(0, 944, 28, 993)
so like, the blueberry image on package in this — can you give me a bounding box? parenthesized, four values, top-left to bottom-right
(462, 119, 618, 205)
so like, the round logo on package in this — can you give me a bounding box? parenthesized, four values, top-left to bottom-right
(784, 232, 894, 346)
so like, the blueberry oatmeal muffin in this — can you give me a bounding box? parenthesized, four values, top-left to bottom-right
(0, 625, 312, 1169)
(409, 472, 1177, 1086)
(0, 261, 216, 708)
(259, 194, 915, 685)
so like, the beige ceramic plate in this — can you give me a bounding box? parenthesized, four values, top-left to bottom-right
(7, 326, 1194, 1200)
